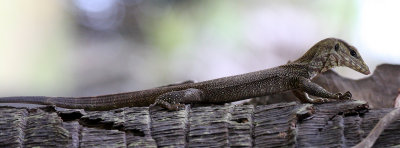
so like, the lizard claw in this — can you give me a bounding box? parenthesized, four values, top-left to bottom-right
(341, 91, 352, 100)
(312, 98, 331, 104)
(334, 91, 352, 100)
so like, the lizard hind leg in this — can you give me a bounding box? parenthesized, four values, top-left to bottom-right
(151, 88, 204, 111)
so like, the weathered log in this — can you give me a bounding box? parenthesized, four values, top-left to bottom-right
(0, 100, 399, 147)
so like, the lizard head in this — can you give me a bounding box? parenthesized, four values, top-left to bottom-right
(295, 38, 370, 75)
(331, 38, 370, 75)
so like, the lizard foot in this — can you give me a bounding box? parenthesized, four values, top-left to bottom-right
(334, 91, 352, 100)
(151, 100, 185, 111)
(308, 98, 332, 104)
(152, 88, 204, 111)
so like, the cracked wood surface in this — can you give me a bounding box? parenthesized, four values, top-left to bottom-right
(1, 100, 400, 148)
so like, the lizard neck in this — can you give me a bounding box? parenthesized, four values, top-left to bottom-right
(293, 46, 339, 79)
(309, 51, 339, 74)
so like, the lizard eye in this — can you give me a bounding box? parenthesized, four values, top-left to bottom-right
(350, 50, 357, 57)
(334, 43, 339, 51)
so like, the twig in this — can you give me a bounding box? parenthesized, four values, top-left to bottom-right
(352, 107, 400, 148)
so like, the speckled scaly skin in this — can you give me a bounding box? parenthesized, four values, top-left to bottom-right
(0, 38, 370, 111)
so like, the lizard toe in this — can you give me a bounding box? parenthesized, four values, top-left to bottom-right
(310, 98, 331, 104)
(333, 93, 343, 100)
(340, 91, 352, 100)
(167, 103, 185, 111)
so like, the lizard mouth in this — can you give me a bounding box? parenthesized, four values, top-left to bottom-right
(363, 68, 371, 75)
(327, 53, 370, 75)
(357, 67, 370, 75)
(343, 60, 370, 75)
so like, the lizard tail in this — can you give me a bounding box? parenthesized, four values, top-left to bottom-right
(0, 96, 123, 110)
(0, 87, 172, 111)
(0, 91, 159, 111)
(0, 96, 57, 106)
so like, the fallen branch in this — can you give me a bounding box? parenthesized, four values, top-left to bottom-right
(353, 107, 400, 148)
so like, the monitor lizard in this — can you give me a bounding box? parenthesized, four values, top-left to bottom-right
(0, 38, 370, 111)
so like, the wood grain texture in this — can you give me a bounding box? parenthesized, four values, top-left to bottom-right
(1, 100, 399, 148)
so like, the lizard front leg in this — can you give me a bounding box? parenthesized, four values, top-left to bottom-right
(292, 89, 331, 103)
(296, 77, 352, 102)
(151, 88, 204, 111)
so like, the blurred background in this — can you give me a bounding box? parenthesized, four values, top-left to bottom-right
(0, 0, 399, 97)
